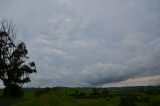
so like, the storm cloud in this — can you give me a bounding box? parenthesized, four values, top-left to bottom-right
(0, 0, 160, 87)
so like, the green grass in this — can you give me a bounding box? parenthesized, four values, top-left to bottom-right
(14, 89, 115, 106)
(0, 87, 159, 106)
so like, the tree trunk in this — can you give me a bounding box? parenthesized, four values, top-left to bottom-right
(2, 84, 24, 97)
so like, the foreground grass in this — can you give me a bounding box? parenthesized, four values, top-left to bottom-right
(15, 96, 110, 106)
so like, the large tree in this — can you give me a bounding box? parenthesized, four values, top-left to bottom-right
(0, 19, 36, 97)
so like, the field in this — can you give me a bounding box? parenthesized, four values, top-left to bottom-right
(0, 86, 160, 106)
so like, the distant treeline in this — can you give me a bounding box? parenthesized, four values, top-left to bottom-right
(22, 85, 160, 93)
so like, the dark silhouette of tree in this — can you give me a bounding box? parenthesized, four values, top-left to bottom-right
(0, 19, 36, 97)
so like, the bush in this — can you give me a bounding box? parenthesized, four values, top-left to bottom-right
(139, 95, 150, 103)
(2, 84, 24, 97)
(34, 90, 44, 97)
(69, 90, 87, 98)
(119, 94, 138, 106)
(34, 87, 51, 97)
(90, 88, 99, 95)
(101, 89, 108, 97)
(44, 87, 51, 92)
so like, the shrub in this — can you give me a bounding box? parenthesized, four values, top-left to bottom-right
(119, 94, 138, 106)
(101, 89, 108, 97)
(34, 88, 51, 97)
(139, 95, 150, 103)
(2, 84, 24, 97)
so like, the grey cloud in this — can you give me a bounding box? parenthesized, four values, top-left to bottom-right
(81, 32, 160, 86)
(0, 0, 160, 87)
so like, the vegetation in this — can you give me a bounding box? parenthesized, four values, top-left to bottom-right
(0, 86, 159, 106)
(0, 19, 36, 97)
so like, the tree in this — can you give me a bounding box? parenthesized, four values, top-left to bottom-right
(0, 19, 36, 97)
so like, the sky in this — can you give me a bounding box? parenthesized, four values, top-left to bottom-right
(0, 0, 160, 87)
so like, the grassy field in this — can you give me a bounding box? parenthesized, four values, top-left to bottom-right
(0, 86, 159, 106)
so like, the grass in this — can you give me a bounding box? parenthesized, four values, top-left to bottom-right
(0, 86, 159, 106)
(14, 89, 115, 106)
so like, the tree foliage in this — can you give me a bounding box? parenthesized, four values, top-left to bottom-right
(0, 19, 36, 97)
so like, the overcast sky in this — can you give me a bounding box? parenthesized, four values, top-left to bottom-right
(0, 0, 160, 87)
